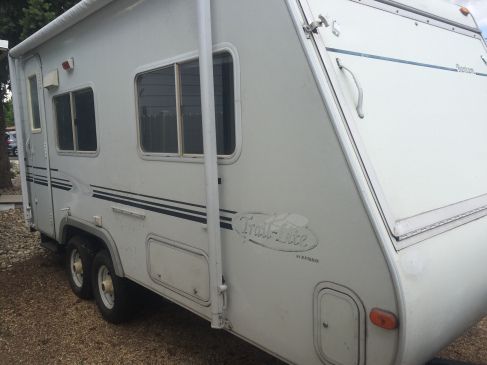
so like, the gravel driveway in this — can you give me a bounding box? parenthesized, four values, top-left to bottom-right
(0, 208, 486, 364)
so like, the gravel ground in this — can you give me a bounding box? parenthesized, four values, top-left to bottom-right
(0, 208, 486, 364)
(0, 209, 42, 271)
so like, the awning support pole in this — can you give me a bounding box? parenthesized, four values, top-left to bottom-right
(197, 0, 226, 329)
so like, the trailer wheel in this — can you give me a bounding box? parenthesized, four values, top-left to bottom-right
(92, 250, 134, 324)
(66, 236, 93, 299)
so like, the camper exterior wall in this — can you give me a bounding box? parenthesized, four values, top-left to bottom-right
(13, 0, 400, 364)
(10, 0, 487, 364)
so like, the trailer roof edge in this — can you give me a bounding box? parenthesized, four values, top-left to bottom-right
(10, 0, 115, 58)
(375, 0, 481, 34)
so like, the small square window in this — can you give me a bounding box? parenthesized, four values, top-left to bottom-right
(54, 88, 97, 153)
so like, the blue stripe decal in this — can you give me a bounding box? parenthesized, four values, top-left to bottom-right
(326, 47, 487, 76)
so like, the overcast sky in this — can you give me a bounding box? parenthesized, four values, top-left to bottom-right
(450, 0, 487, 35)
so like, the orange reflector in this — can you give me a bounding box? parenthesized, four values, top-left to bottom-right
(370, 308, 399, 330)
(460, 7, 470, 16)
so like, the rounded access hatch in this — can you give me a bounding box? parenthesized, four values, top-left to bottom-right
(313, 282, 365, 365)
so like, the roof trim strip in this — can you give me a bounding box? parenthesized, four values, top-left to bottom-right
(10, 0, 115, 58)
(374, 0, 481, 34)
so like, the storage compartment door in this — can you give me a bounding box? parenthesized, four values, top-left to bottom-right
(316, 288, 361, 365)
(302, 0, 487, 241)
(147, 236, 210, 305)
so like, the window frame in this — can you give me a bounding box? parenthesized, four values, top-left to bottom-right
(134, 44, 242, 164)
(27, 74, 42, 133)
(52, 83, 100, 157)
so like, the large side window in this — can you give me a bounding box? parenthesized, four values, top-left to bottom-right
(28, 75, 41, 131)
(54, 88, 97, 153)
(136, 51, 236, 158)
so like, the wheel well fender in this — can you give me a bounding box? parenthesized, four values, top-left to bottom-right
(59, 216, 125, 277)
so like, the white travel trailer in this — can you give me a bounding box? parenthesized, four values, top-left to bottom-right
(8, 0, 487, 364)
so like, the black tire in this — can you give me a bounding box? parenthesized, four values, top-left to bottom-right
(66, 236, 94, 299)
(92, 250, 135, 324)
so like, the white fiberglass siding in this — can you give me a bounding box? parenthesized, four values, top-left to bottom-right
(305, 0, 487, 238)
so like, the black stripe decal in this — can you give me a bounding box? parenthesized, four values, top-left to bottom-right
(91, 184, 207, 210)
(93, 190, 232, 223)
(31, 180, 48, 187)
(92, 184, 236, 217)
(26, 165, 47, 171)
(52, 181, 72, 188)
(52, 184, 71, 191)
(27, 175, 72, 191)
(220, 222, 233, 230)
(24, 179, 233, 228)
(93, 193, 207, 224)
(326, 47, 487, 76)
(28, 179, 67, 189)
(92, 193, 233, 230)
(93, 190, 207, 218)
(52, 177, 71, 183)
(26, 166, 60, 172)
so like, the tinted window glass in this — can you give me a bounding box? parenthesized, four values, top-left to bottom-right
(74, 89, 97, 151)
(54, 94, 74, 150)
(29, 75, 41, 130)
(180, 60, 204, 155)
(214, 53, 235, 155)
(137, 66, 178, 153)
(180, 52, 235, 156)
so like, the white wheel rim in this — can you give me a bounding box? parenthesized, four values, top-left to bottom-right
(98, 265, 115, 309)
(70, 248, 83, 288)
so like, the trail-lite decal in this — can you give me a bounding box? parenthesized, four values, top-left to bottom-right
(233, 213, 318, 252)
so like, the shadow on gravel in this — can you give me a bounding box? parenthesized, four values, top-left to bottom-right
(0, 250, 284, 365)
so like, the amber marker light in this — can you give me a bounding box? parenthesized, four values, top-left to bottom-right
(460, 7, 470, 16)
(370, 308, 399, 330)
